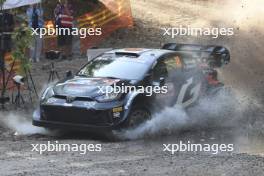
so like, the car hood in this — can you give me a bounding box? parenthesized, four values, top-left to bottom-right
(53, 77, 124, 98)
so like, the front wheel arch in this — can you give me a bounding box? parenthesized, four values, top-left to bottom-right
(121, 95, 152, 129)
(121, 104, 151, 129)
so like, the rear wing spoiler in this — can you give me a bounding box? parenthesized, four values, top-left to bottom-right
(162, 43, 230, 68)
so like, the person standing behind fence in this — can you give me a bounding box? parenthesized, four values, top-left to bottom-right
(54, 0, 74, 59)
(27, 3, 44, 63)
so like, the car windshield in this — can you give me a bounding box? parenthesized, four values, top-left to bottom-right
(77, 54, 149, 80)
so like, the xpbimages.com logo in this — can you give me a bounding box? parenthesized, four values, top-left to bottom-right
(97, 83, 169, 97)
(163, 141, 234, 155)
(162, 26, 234, 39)
(31, 141, 102, 155)
(31, 27, 102, 39)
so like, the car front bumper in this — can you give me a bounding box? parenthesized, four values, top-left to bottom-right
(33, 119, 115, 131)
(33, 101, 127, 131)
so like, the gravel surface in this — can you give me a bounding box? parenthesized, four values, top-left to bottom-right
(0, 0, 264, 175)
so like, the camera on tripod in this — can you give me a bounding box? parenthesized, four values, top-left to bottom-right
(45, 50, 61, 60)
(13, 75, 25, 85)
(12, 75, 25, 106)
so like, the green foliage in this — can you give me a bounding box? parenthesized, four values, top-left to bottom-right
(0, 0, 5, 6)
(11, 25, 33, 72)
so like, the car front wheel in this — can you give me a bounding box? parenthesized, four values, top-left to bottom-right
(123, 105, 151, 129)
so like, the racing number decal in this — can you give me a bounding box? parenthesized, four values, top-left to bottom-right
(176, 77, 201, 107)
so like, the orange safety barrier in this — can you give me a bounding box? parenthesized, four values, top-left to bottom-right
(4, 52, 22, 74)
(77, 0, 133, 52)
(43, 0, 133, 53)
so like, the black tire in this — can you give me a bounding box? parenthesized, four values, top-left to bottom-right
(122, 105, 151, 129)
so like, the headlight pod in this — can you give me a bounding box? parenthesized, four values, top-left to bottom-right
(41, 87, 55, 101)
(95, 92, 122, 102)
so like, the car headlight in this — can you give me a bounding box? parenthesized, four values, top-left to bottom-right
(41, 87, 55, 101)
(95, 92, 122, 102)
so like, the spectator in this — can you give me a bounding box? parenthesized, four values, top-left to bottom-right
(27, 3, 44, 63)
(54, 0, 74, 59)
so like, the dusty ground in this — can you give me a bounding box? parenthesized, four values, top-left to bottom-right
(0, 0, 264, 175)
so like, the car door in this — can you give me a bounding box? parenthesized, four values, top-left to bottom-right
(153, 53, 202, 108)
(153, 53, 184, 107)
(176, 53, 203, 108)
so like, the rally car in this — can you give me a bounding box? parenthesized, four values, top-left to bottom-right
(33, 44, 230, 131)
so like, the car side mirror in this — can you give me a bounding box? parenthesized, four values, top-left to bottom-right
(66, 70, 73, 78)
(159, 77, 165, 87)
(152, 77, 165, 87)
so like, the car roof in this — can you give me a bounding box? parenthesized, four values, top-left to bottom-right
(105, 48, 175, 65)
